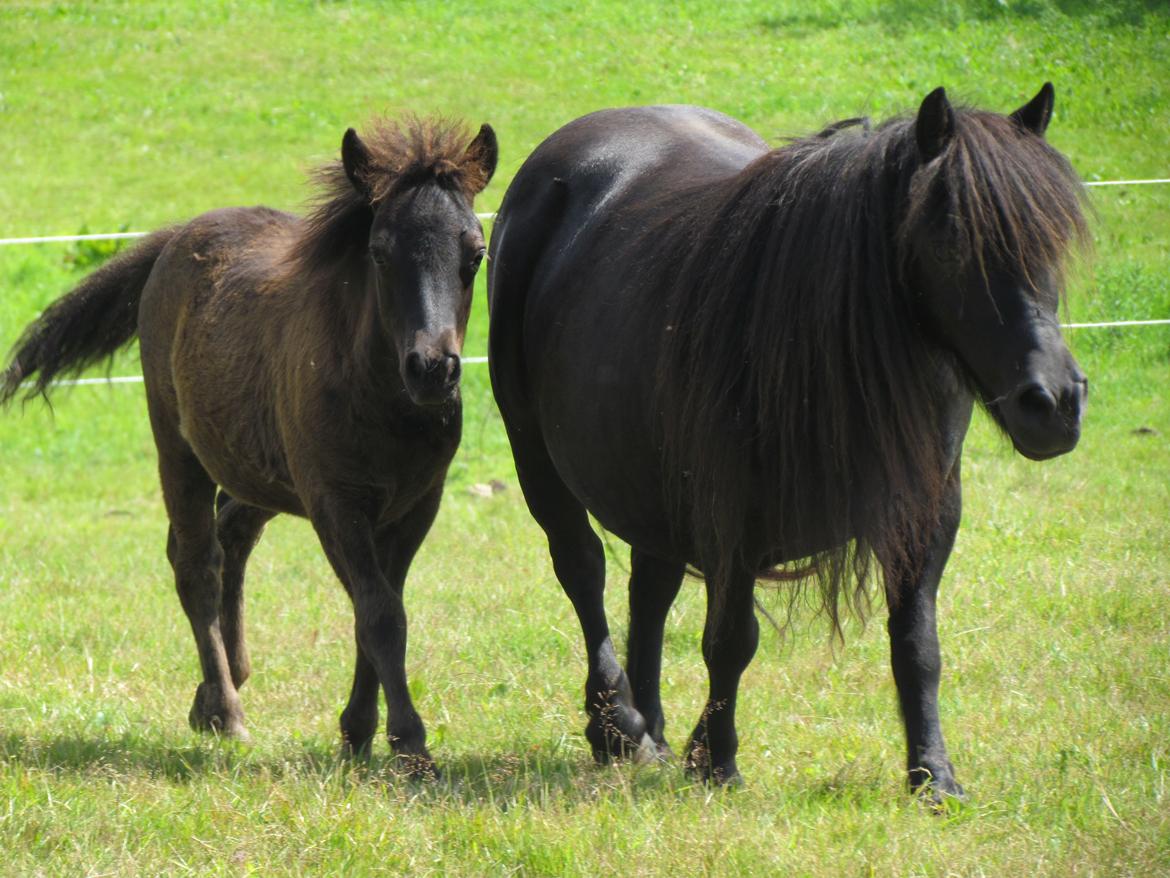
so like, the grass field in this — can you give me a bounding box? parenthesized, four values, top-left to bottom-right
(1, 1, 1168, 875)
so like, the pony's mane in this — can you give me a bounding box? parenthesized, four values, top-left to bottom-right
(290, 116, 485, 284)
(652, 106, 1089, 634)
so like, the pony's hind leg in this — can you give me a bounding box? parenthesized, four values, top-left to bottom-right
(626, 549, 686, 757)
(684, 569, 759, 785)
(215, 491, 274, 689)
(159, 451, 247, 739)
(507, 432, 654, 763)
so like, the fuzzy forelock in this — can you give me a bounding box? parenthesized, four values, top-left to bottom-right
(319, 115, 487, 205)
(902, 110, 1091, 288)
(288, 116, 483, 291)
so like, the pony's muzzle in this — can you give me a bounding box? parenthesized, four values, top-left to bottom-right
(404, 348, 461, 405)
(1000, 373, 1086, 460)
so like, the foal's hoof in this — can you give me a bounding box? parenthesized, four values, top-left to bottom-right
(188, 683, 249, 741)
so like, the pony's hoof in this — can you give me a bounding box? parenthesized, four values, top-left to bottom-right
(686, 762, 743, 787)
(631, 733, 662, 766)
(683, 741, 741, 786)
(585, 702, 650, 763)
(916, 777, 967, 811)
(392, 751, 441, 782)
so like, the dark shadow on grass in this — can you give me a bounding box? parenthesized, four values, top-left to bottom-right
(0, 731, 706, 807)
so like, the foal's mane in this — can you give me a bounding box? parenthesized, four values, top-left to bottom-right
(653, 105, 1088, 632)
(290, 116, 486, 284)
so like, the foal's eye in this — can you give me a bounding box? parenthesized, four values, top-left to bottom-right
(469, 248, 486, 272)
(370, 248, 387, 266)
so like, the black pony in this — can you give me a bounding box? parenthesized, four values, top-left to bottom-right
(487, 85, 1087, 797)
(3, 117, 497, 777)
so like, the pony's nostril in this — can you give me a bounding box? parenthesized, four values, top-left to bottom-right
(1016, 383, 1057, 418)
(405, 351, 427, 380)
(445, 354, 461, 384)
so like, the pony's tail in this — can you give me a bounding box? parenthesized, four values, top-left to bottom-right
(1, 228, 176, 404)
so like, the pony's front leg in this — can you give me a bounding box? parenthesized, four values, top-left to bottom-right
(684, 569, 759, 785)
(310, 496, 435, 779)
(884, 466, 965, 802)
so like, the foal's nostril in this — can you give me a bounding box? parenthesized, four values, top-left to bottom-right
(1016, 383, 1057, 418)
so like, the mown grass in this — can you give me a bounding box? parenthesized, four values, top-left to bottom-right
(1, 1, 1168, 875)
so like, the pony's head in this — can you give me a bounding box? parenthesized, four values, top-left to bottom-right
(900, 84, 1089, 459)
(327, 117, 497, 406)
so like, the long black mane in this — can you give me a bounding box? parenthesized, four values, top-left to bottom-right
(651, 107, 1089, 631)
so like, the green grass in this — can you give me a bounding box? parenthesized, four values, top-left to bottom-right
(1, 1, 1168, 875)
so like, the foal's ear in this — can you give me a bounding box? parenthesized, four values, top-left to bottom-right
(1010, 82, 1055, 137)
(916, 87, 955, 162)
(341, 128, 374, 202)
(462, 123, 499, 193)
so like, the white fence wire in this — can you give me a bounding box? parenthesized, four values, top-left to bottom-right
(3, 176, 1166, 389)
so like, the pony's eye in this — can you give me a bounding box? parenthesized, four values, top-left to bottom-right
(370, 248, 387, 266)
(469, 248, 486, 272)
(932, 242, 962, 265)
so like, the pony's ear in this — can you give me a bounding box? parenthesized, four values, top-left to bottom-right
(462, 123, 498, 193)
(341, 128, 374, 202)
(1010, 82, 1055, 137)
(916, 87, 955, 162)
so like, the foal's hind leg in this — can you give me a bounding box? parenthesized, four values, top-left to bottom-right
(215, 491, 274, 689)
(157, 448, 247, 739)
(626, 549, 686, 757)
(684, 569, 759, 785)
(507, 433, 654, 763)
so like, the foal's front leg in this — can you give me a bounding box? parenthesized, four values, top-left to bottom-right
(338, 488, 444, 761)
(310, 494, 436, 778)
(884, 466, 965, 801)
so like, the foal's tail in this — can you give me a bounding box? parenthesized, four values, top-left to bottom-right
(1, 228, 177, 404)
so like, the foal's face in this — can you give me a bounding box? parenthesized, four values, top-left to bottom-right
(368, 183, 486, 406)
(340, 121, 497, 407)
